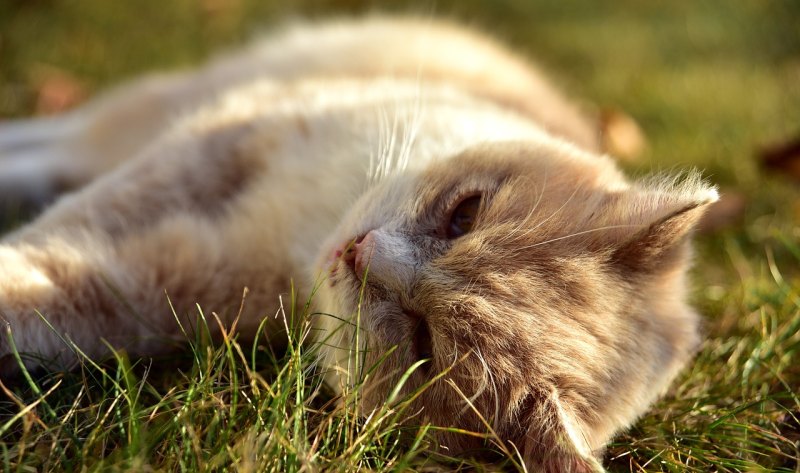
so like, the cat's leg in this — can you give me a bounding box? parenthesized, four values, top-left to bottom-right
(0, 113, 287, 373)
(0, 233, 158, 371)
(0, 204, 290, 372)
(0, 73, 197, 213)
(0, 114, 83, 151)
(0, 216, 283, 373)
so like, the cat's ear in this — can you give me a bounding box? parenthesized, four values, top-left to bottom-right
(518, 389, 605, 473)
(605, 173, 718, 273)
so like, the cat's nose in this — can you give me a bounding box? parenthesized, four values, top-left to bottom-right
(338, 229, 415, 290)
(342, 231, 374, 278)
(341, 228, 417, 291)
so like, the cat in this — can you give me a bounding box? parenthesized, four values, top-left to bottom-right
(0, 17, 717, 472)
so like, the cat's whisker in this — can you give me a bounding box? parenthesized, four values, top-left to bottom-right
(379, 105, 394, 180)
(366, 110, 379, 184)
(370, 105, 387, 183)
(367, 108, 381, 184)
(493, 180, 586, 251)
(518, 183, 584, 241)
(448, 338, 460, 369)
(366, 79, 426, 183)
(515, 224, 644, 251)
(452, 347, 498, 427)
(398, 29, 431, 175)
(381, 100, 402, 180)
(394, 107, 409, 176)
(397, 80, 424, 174)
(493, 179, 547, 245)
(475, 346, 501, 429)
(372, 105, 393, 183)
(498, 173, 550, 243)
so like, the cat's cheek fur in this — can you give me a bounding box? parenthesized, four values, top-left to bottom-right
(312, 283, 357, 396)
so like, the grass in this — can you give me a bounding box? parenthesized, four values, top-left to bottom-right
(1, 0, 799, 471)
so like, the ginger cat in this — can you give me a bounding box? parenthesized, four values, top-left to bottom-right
(0, 17, 716, 472)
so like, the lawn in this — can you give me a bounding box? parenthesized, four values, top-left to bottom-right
(0, 0, 799, 471)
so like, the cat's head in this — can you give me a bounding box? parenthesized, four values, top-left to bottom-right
(314, 140, 717, 471)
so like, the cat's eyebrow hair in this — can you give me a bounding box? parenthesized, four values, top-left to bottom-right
(417, 182, 477, 228)
(417, 169, 513, 221)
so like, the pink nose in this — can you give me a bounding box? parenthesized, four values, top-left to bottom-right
(341, 231, 375, 278)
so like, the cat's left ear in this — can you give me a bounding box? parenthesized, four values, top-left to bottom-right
(605, 173, 718, 273)
(518, 389, 605, 473)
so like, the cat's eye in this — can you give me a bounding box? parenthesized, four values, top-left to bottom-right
(446, 194, 482, 239)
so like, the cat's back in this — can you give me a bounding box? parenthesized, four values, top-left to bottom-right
(25, 16, 599, 198)
(196, 16, 600, 151)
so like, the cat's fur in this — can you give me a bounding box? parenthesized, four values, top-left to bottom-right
(0, 17, 716, 472)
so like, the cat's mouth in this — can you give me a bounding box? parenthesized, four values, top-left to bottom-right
(320, 231, 434, 374)
(405, 309, 434, 368)
(323, 236, 434, 369)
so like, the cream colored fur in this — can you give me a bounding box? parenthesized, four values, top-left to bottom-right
(0, 17, 716, 472)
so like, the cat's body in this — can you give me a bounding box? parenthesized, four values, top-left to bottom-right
(0, 17, 715, 472)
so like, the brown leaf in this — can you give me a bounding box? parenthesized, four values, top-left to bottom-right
(760, 135, 800, 181)
(201, 0, 243, 33)
(697, 190, 747, 234)
(600, 109, 647, 163)
(202, 0, 242, 14)
(33, 66, 86, 115)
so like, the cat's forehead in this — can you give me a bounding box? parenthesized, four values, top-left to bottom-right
(424, 142, 622, 188)
(413, 142, 627, 221)
(351, 141, 630, 249)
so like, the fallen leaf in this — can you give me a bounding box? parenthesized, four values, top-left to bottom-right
(202, 0, 241, 14)
(760, 135, 800, 181)
(600, 108, 647, 163)
(33, 66, 86, 115)
(697, 190, 747, 234)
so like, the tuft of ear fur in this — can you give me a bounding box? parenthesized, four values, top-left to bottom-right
(519, 389, 605, 473)
(606, 172, 718, 273)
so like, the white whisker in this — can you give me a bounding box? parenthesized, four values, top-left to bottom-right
(495, 173, 549, 245)
(516, 224, 644, 251)
(523, 182, 583, 237)
(476, 347, 500, 428)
